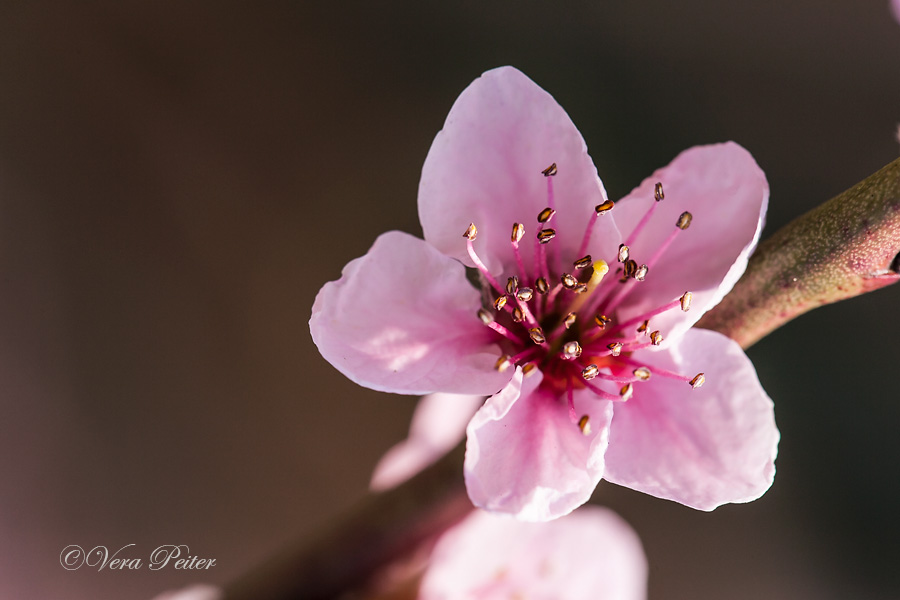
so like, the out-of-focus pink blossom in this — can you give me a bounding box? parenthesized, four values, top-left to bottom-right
(311, 66, 779, 521)
(149, 584, 222, 600)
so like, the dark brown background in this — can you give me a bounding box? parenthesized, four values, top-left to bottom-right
(1, 2, 899, 599)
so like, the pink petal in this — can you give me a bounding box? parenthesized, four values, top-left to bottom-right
(370, 392, 485, 491)
(892, 0, 900, 24)
(603, 328, 779, 510)
(464, 369, 614, 522)
(610, 143, 768, 344)
(420, 507, 647, 600)
(149, 585, 222, 600)
(310, 231, 512, 395)
(419, 66, 619, 276)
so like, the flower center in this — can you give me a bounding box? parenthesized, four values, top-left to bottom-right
(466, 164, 705, 434)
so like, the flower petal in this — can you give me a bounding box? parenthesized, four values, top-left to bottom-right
(149, 585, 222, 600)
(610, 143, 768, 344)
(310, 231, 511, 395)
(370, 392, 484, 491)
(464, 368, 614, 521)
(419, 66, 617, 276)
(603, 328, 779, 510)
(420, 507, 647, 600)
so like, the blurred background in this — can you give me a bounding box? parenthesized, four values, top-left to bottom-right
(1, 1, 899, 599)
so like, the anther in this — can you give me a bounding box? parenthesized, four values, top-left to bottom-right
(634, 264, 649, 281)
(561, 273, 578, 289)
(564, 312, 577, 329)
(537, 207, 556, 224)
(537, 229, 556, 244)
(463, 223, 477, 240)
(680, 291, 693, 312)
(562, 341, 583, 360)
(607, 342, 623, 356)
(535, 277, 550, 294)
(636, 320, 649, 334)
(654, 182, 665, 201)
(620, 383, 634, 401)
(574, 255, 593, 269)
(617, 244, 630, 263)
(689, 373, 706, 389)
(595, 199, 615, 214)
(595, 314, 611, 330)
(624, 259, 638, 278)
(511, 222, 525, 243)
(516, 287, 534, 301)
(633, 367, 651, 381)
(522, 363, 538, 376)
(512, 306, 524, 322)
(506, 276, 519, 295)
(650, 330, 664, 345)
(493, 295, 508, 311)
(495, 355, 512, 372)
(578, 415, 591, 436)
(582, 364, 600, 380)
(573, 283, 588, 294)
(477, 308, 493, 325)
(529, 328, 546, 345)
(676, 211, 693, 230)
(542, 163, 558, 177)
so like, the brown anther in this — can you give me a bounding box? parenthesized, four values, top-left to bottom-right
(564, 312, 577, 329)
(495, 355, 512, 372)
(528, 327, 546, 345)
(522, 362, 538, 376)
(680, 291, 693, 312)
(493, 295, 508, 311)
(537, 229, 557, 244)
(578, 415, 591, 435)
(573, 283, 588, 294)
(582, 364, 600, 380)
(689, 373, 706, 389)
(636, 320, 649, 334)
(607, 342, 623, 356)
(633, 367, 652, 381)
(512, 306, 524, 322)
(511, 222, 526, 243)
(516, 287, 534, 302)
(562, 341, 583, 360)
(617, 244, 630, 263)
(561, 273, 578, 289)
(463, 223, 478, 240)
(537, 207, 556, 223)
(535, 277, 550, 294)
(574, 255, 593, 269)
(542, 163, 558, 177)
(595, 314, 611, 330)
(654, 182, 665, 201)
(620, 383, 634, 401)
(477, 308, 493, 325)
(506, 276, 519, 295)
(595, 199, 615, 214)
(676, 211, 693, 230)
(624, 259, 638, 278)
(650, 330, 664, 345)
(634, 264, 649, 281)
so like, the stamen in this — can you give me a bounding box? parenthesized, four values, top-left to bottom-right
(535, 277, 549, 294)
(483, 319, 522, 343)
(569, 260, 609, 315)
(634, 264, 648, 281)
(623, 184, 664, 247)
(463, 223, 477, 240)
(578, 415, 591, 435)
(624, 259, 637, 278)
(576, 199, 615, 258)
(654, 182, 665, 201)
(607, 342, 623, 356)
(582, 364, 599, 380)
(649, 330, 664, 345)
(561, 273, 578, 289)
(644, 212, 693, 270)
(537, 207, 556, 224)
(606, 300, 679, 335)
(522, 363, 538, 376)
(529, 327, 546, 345)
(562, 341, 583, 360)
(506, 276, 518, 295)
(574, 255, 592, 270)
(495, 355, 512, 372)
(595, 314, 612, 329)
(636, 320, 649, 334)
(542, 163, 558, 177)
(537, 229, 557, 244)
(677, 211, 693, 230)
(617, 244, 630, 263)
(510, 223, 527, 281)
(633, 367, 651, 381)
(573, 283, 588, 294)
(564, 312, 577, 329)
(464, 226, 504, 294)
(493, 295, 508, 311)
(689, 373, 706, 388)
(596, 199, 615, 214)
(620, 383, 634, 401)
(512, 306, 524, 322)
(516, 287, 534, 301)
(680, 291, 692, 312)
(477, 308, 492, 325)
(582, 379, 625, 401)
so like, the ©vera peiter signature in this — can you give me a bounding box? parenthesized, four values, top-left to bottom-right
(59, 544, 216, 571)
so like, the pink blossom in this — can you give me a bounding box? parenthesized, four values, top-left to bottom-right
(892, 0, 900, 24)
(311, 66, 779, 521)
(149, 584, 222, 600)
